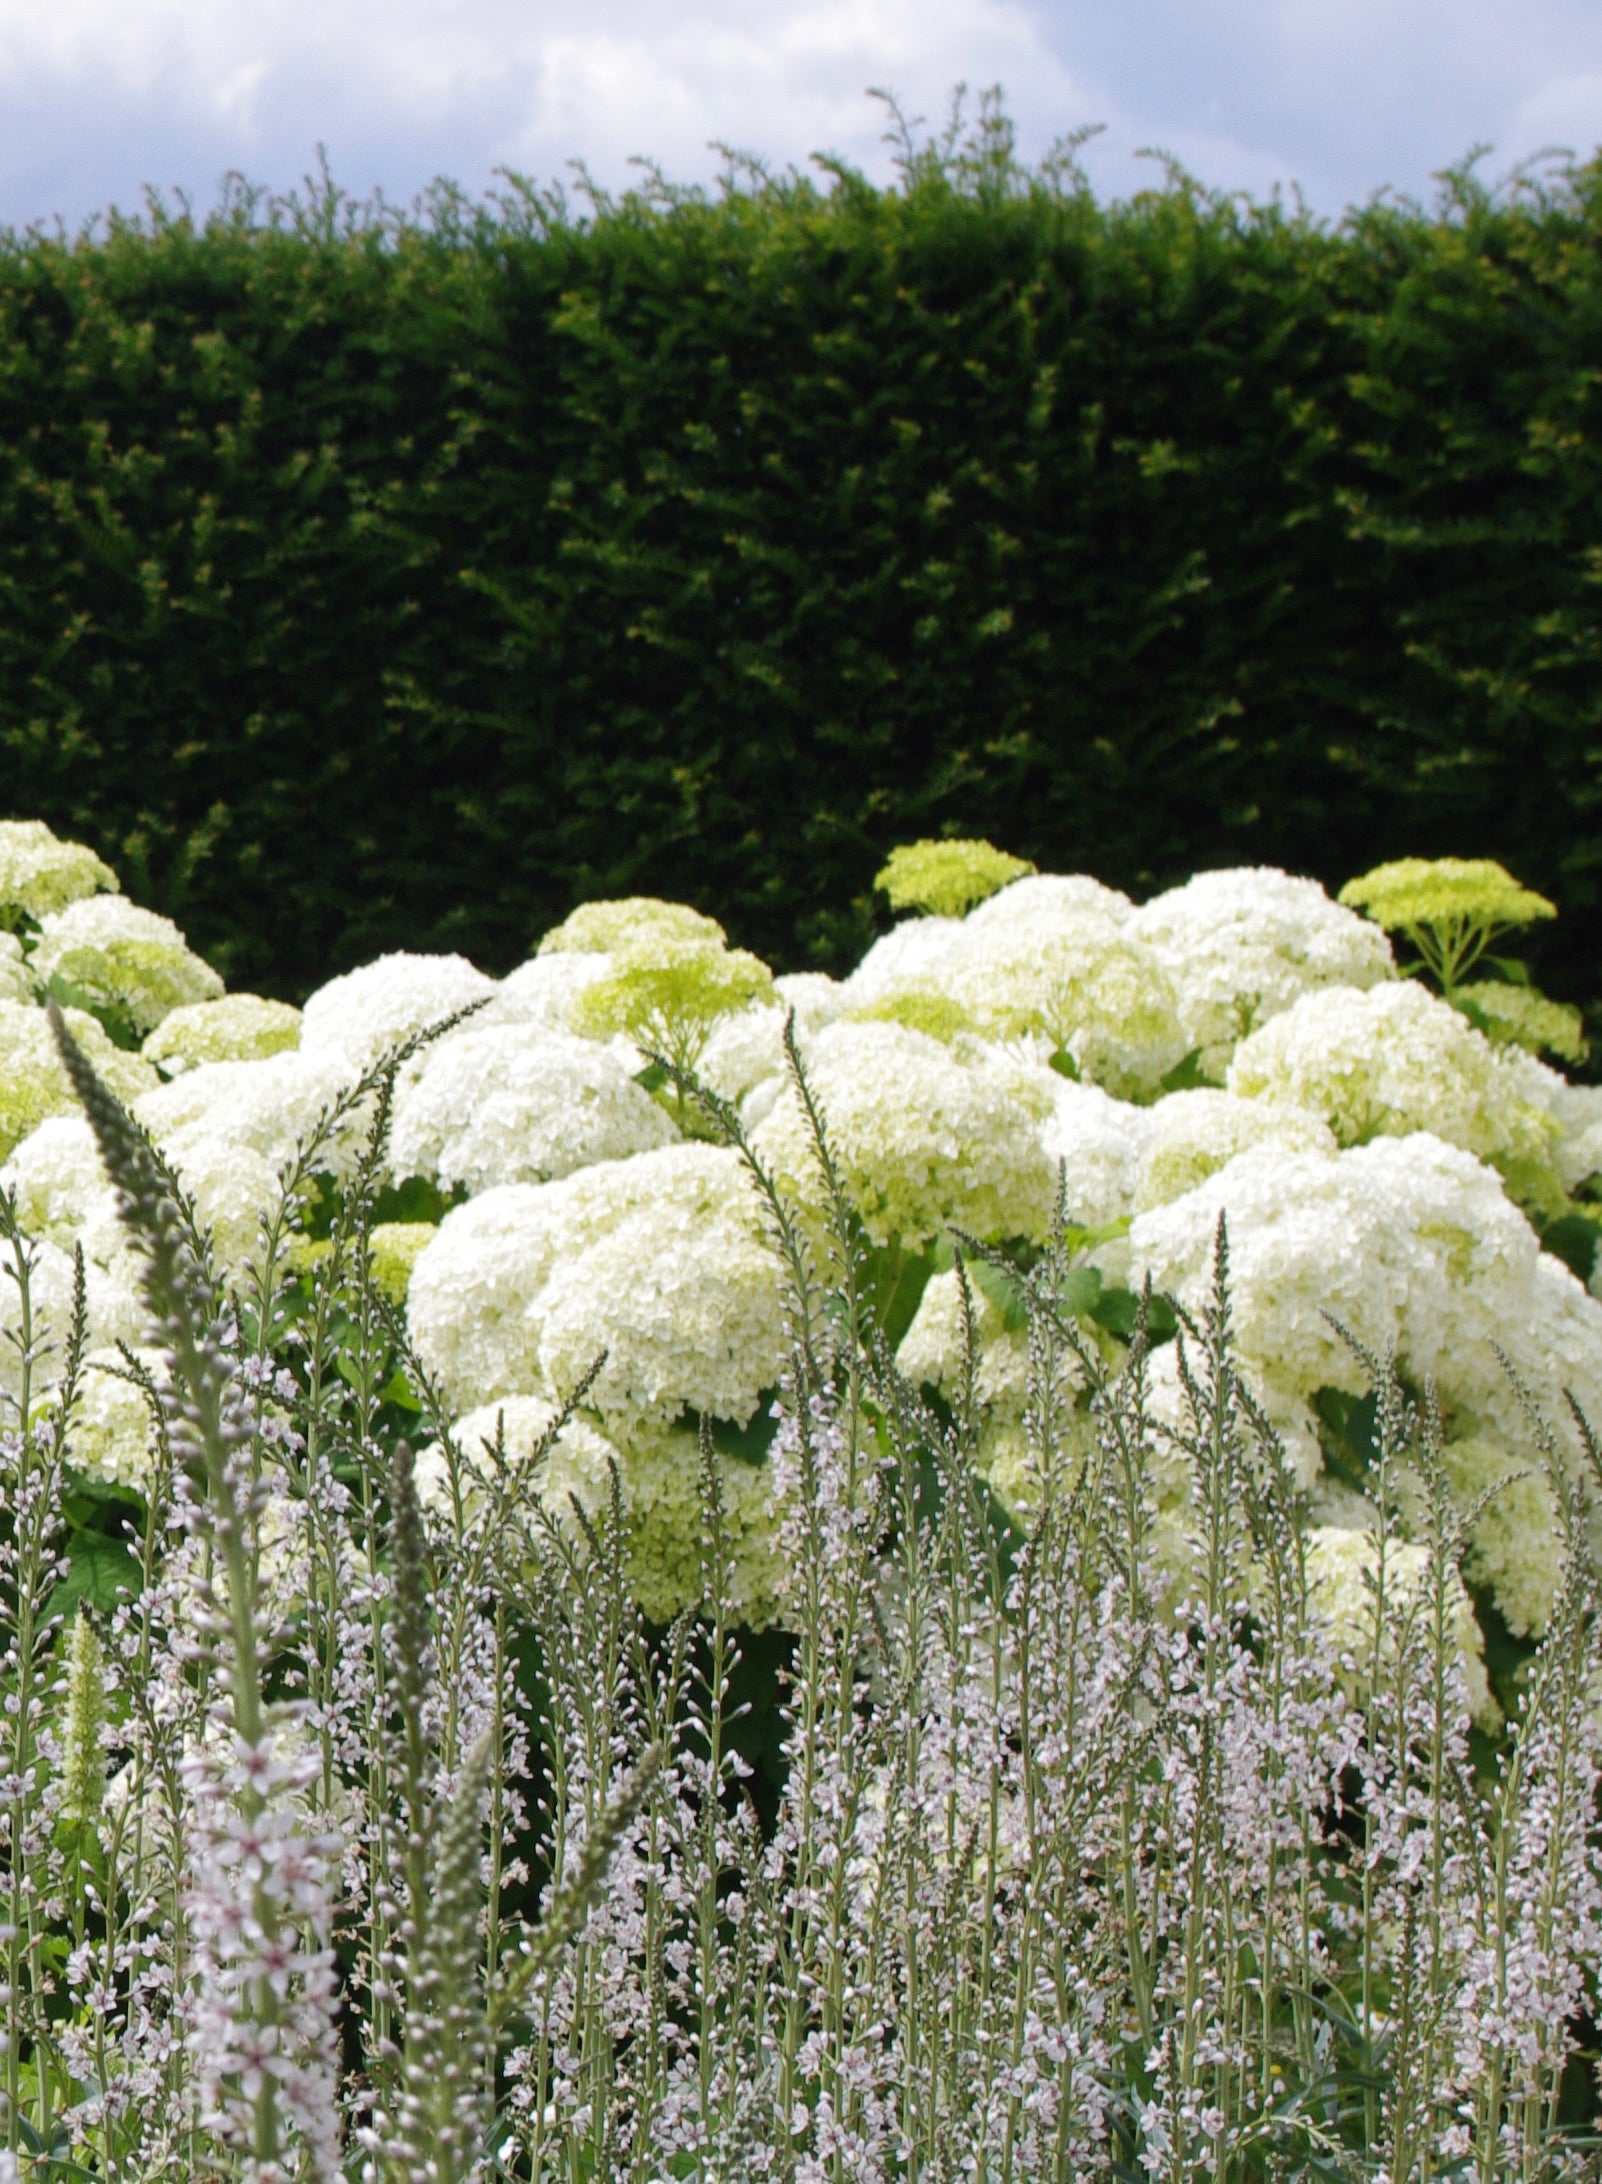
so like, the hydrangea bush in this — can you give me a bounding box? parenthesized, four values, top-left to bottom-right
(3, 819, 1602, 2176)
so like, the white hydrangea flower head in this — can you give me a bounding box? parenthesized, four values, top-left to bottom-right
(895, 1267, 1034, 1412)
(3, 1115, 124, 1271)
(942, 917, 1188, 1100)
(0, 1237, 144, 1400)
(1129, 866, 1396, 1075)
(0, 1001, 158, 1160)
(1441, 1430, 1563, 1640)
(1544, 1081, 1602, 1193)
(407, 1144, 784, 1436)
(537, 896, 725, 956)
(32, 896, 223, 1034)
(961, 872, 1136, 935)
(62, 1348, 169, 1494)
(1128, 1133, 1602, 1498)
(299, 952, 495, 1076)
(136, 1047, 363, 1181)
(164, 1135, 284, 1272)
(389, 1021, 677, 1196)
(749, 1020, 1059, 1248)
(1302, 1523, 1496, 1729)
(142, 993, 301, 1075)
(0, 820, 118, 919)
(698, 976, 846, 1123)
(413, 1395, 622, 1535)
(0, 1113, 170, 1363)
(0, 934, 34, 1005)
(1037, 1079, 1149, 1239)
(1225, 980, 1559, 1174)
(622, 1424, 787, 1628)
(477, 950, 614, 1035)
(1136, 1089, 1338, 1211)
(838, 915, 967, 1011)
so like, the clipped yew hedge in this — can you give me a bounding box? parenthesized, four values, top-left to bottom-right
(1, 117, 1600, 1005)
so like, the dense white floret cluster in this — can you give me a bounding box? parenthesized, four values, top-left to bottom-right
(1128, 866, 1397, 1073)
(1134, 1089, 1338, 1210)
(749, 1020, 1060, 1247)
(390, 1022, 677, 1194)
(299, 951, 495, 1075)
(32, 896, 224, 1032)
(142, 993, 302, 1074)
(0, 1001, 158, 1159)
(1225, 982, 1558, 1174)
(1127, 1134, 1602, 1488)
(407, 1144, 784, 1436)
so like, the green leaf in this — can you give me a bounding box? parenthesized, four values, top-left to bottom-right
(633, 1061, 670, 1093)
(867, 1241, 938, 1349)
(692, 1398, 780, 1468)
(1088, 1284, 1177, 1341)
(1313, 1385, 1380, 1492)
(970, 1259, 1028, 1332)
(47, 1530, 142, 1622)
(373, 1172, 458, 1226)
(1539, 1211, 1600, 1285)
(378, 1366, 424, 1413)
(1047, 1046, 1080, 1081)
(1159, 1048, 1214, 1093)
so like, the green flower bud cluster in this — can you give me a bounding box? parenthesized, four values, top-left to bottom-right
(874, 837, 1036, 918)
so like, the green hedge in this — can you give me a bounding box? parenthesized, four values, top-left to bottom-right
(1, 120, 1601, 1004)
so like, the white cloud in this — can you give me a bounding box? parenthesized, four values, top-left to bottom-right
(0, 0, 1601, 234)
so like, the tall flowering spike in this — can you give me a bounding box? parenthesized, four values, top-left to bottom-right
(47, 998, 208, 1331)
(390, 1729, 496, 2177)
(58, 1606, 107, 1831)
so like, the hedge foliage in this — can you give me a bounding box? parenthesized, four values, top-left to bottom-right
(1, 102, 1601, 1004)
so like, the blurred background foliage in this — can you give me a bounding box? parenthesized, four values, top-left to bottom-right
(0, 95, 1600, 1012)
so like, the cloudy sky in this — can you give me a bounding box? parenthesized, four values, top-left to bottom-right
(1, 0, 1600, 238)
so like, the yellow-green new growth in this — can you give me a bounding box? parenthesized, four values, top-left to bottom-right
(1455, 982, 1589, 1066)
(875, 838, 1036, 919)
(573, 938, 774, 1078)
(58, 1607, 107, 1830)
(0, 818, 118, 924)
(538, 895, 726, 957)
(1339, 857, 1556, 996)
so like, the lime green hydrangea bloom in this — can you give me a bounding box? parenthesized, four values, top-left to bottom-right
(1441, 1430, 1563, 1640)
(874, 838, 1036, 919)
(366, 1221, 437, 1306)
(623, 1425, 787, 1629)
(538, 895, 726, 956)
(845, 988, 980, 1043)
(0, 1001, 158, 1159)
(33, 896, 223, 1034)
(1339, 856, 1556, 995)
(572, 938, 775, 1077)
(142, 993, 302, 1074)
(1453, 981, 1589, 1065)
(0, 819, 117, 922)
(1303, 1524, 1497, 1730)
